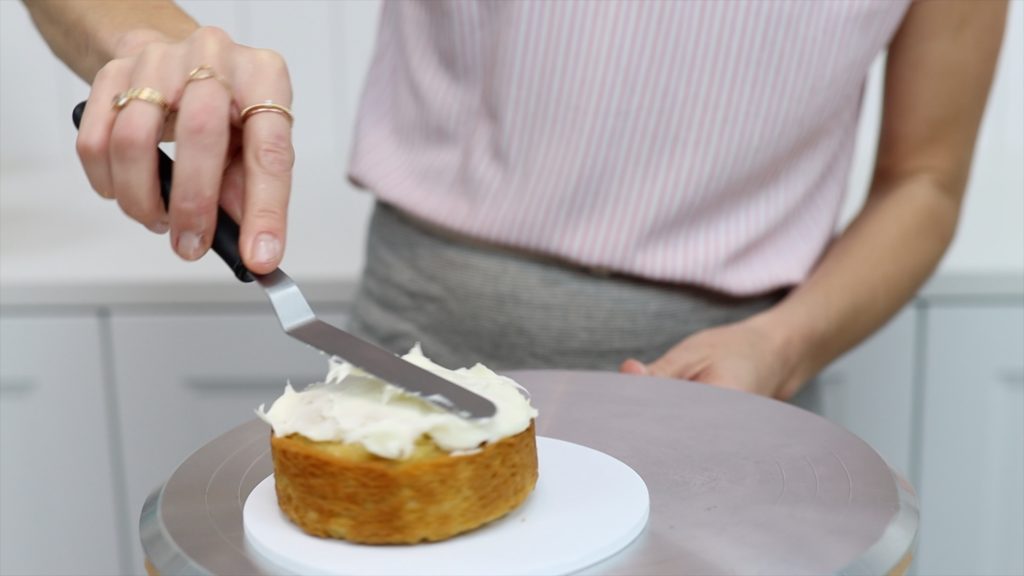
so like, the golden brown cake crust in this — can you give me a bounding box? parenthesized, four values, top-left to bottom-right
(270, 422, 538, 544)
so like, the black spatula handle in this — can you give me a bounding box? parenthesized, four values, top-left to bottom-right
(72, 101, 253, 282)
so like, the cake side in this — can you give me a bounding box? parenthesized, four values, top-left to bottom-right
(271, 421, 538, 544)
(257, 345, 540, 544)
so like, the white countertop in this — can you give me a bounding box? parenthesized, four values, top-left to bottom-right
(920, 273, 1024, 301)
(2, 167, 1021, 308)
(1, 165, 369, 306)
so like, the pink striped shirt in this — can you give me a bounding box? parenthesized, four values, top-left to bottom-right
(347, 0, 911, 295)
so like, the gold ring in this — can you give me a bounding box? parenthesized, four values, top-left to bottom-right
(111, 87, 170, 113)
(240, 101, 294, 125)
(186, 65, 231, 91)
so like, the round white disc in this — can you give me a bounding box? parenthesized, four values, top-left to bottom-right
(243, 436, 649, 576)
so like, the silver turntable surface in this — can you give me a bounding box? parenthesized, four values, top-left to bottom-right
(141, 370, 917, 575)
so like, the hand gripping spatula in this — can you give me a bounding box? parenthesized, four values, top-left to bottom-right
(72, 102, 496, 419)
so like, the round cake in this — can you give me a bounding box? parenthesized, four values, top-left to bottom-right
(257, 345, 539, 544)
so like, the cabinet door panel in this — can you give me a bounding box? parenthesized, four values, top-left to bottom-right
(796, 308, 916, 476)
(109, 309, 348, 571)
(917, 305, 1024, 575)
(0, 316, 123, 576)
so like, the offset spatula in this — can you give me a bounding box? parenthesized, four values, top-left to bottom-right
(72, 102, 496, 419)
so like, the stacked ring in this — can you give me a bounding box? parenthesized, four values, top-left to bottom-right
(240, 101, 294, 125)
(185, 65, 232, 91)
(111, 87, 170, 113)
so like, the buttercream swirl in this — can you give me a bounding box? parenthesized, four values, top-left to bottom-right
(256, 345, 537, 460)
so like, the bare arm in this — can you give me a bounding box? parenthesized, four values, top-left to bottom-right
(625, 0, 1008, 399)
(761, 0, 1008, 395)
(24, 0, 198, 81)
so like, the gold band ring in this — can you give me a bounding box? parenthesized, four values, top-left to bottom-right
(240, 101, 294, 125)
(185, 65, 231, 91)
(111, 87, 170, 113)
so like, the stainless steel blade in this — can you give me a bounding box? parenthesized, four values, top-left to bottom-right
(254, 269, 497, 419)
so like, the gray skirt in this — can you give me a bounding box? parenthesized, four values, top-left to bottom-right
(348, 203, 785, 373)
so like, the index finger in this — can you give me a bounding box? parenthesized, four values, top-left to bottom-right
(233, 49, 294, 273)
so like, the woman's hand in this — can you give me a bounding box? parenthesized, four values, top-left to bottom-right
(619, 315, 806, 400)
(76, 26, 293, 273)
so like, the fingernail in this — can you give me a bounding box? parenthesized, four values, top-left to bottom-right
(151, 219, 169, 234)
(178, 231, 204, 260)
(252, 233, 280, 265)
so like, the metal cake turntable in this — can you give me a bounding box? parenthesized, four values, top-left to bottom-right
(141, 370, 917, 575)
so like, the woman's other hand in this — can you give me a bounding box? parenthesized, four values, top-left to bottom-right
(619, 315, 804, 400)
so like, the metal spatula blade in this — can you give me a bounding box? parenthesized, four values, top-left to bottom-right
(255, 269, 496, 418)
(72, 102, 497, 420)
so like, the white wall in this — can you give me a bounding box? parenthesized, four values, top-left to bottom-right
(2, 0, 1022, 281)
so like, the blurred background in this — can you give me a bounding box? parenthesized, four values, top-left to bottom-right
(1, 1, 1021, 575)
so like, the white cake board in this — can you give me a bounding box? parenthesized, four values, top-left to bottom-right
(243, 437, 650, 575)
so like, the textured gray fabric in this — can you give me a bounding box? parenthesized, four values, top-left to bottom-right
(348, 203, 785, 372)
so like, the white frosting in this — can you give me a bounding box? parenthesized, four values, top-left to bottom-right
(256, 344, 538, 460)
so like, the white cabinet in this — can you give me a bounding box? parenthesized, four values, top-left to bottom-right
(916, 304, 1024, 576)
(0, 315, 124, 576)
(2, 278, 1021, 575)
(108, 307, 348, 572)
(806, 307, 917, 477)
